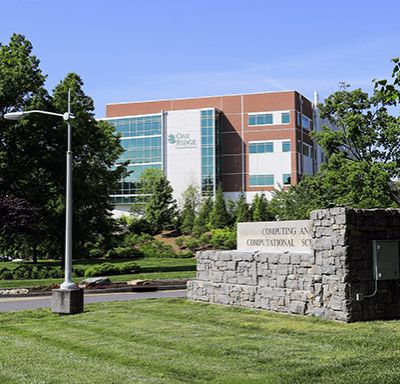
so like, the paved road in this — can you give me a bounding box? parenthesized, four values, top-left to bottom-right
(0, 289, 187, 312)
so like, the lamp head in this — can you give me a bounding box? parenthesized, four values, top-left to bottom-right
(4, 112, 24, 120)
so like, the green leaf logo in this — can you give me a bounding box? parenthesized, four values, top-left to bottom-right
(168, 134, 176, 144)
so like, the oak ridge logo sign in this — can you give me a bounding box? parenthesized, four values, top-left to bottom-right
(168, 132, 197, 149)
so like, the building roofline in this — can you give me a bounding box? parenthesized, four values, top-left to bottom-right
(100, 107, 220, 121)
(106, 90, 302, 106)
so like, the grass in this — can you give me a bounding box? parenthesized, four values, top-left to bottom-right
(0, 258, 196, 289)
(1, 299, 400, 383)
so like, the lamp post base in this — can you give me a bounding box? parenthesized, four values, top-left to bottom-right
(52, 288, 84, 314)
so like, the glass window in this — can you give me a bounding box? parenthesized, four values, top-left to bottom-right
(282, 174, 291, 185)
(249, 142, 274, 154)
(109, 115, 162, 138)
(201, 109, 216, 196)
(249, 174, 274, 186)
(282, 112, 290, 124)
(282, 141, 291, 152)
(303, 144, 310, 157)
(248, 113, 273, 126)
(302, 115, 311, 130)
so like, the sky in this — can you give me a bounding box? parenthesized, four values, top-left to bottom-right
(1, 0, 400, 117)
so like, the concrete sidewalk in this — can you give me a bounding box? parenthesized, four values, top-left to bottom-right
(0, 289, 187, 312)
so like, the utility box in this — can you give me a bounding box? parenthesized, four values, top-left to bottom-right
(372, 240, 400, 280)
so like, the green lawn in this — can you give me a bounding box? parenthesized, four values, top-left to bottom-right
(0, 258, 196, 289)
(1, 299, 400, 383)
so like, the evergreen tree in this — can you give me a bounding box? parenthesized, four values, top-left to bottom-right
(234, 193, 251, 223)
(251, 193, 270, 221)
(193, 196, 213, 236)
(209, 186, 230, 229)
(180, 185, 200, 235)
(0, 34, 126, 261)
(144, 174, 177, 233)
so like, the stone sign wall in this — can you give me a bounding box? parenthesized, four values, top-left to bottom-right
(237, 220, 312, 253)
(188, 208, 400, 322)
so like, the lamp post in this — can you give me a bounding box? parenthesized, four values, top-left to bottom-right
(4, 90, 84, 314)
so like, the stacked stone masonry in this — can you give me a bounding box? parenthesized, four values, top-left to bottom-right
(187, 208, 400, 322)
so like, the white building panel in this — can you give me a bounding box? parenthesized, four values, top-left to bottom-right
(165, 110, 202, 202)
(248, 139, 291, 188)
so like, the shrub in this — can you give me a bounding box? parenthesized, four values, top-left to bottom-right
(119, 261, 140, 274)
(48, 268, 63, 278)
(0, 268, 13, 280)
(184, 238, 201, 252)
(176, 250, 195, 259)
(138, 240, 176, 258)
(2, 264, 64, 280)
(84, 263, 118, 277)
(84, 262, 140, 277)
(199, 232, 211, 246)
(175, 237, 185, 249)
(73, 267, 85, 277)
(106, 246, 142, 259)
(13, 265, 33, 279)
(88, 247, 104, 259)
(128, 218, 153, 234)
(209, 228, 236, 250)
(37, 268, 50, 279)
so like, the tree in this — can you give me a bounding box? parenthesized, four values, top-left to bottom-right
(180, 185, 201, 235)
(0, 196, 39, 261)
(0, 33, 46, 116)
(137, 168, 177, 233)
(251, 193, 270, 221)
(47, 73, 126, 259)
(268, 58, 400, 220)
(268, 155, 396, 220)
(0, 34, 126, 261)
(313, 58, 400, 206)
(209, 185, 230, 229)
(193, 196, 213, 236)
(234, 193, 251, 223)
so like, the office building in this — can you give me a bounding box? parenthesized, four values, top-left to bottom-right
(104, 91, 323, 215)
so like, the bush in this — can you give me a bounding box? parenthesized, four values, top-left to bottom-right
(184, 238, 201, 252)
(128, 218, 153, 234)
(73, 267, 85, 277)
(0, 268, 13, 280)
(0, 264, 64, 280)
(106, 246, 143, 259)
(176, 250, 195, 259)
(138, 240, 176, 258)
(199, 232, 211, 246)
(175, 237, 185, 249)
(84, 262, 140, 278)
(123, 233, 153, 247)
(88, 247, 104, 259)
(209, 228, 236, 250)
(119, 261, 141, 274)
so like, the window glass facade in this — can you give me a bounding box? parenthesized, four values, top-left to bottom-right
(201, 109, 217, 196)
(281, 112, 290, 124)
(248, 113, 273, 126)
(282, 174, 291, 185)
(302, 115, 311, 130)
(108, 114, 163, 204)
(297, 112, 312, 130)
(111, 115, 161, 138)
(249, 174, 274, 186)
(249, 142, 274, 154)
(282, 141, 291, 152)
(303, 144, 310, 157)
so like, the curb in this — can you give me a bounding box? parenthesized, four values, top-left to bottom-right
(0, 284, 187, 298)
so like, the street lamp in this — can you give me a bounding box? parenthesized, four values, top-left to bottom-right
(4, 90, 84, 314)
